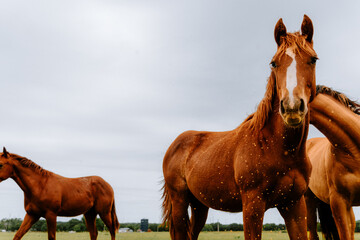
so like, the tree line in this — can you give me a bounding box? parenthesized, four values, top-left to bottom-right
(3, 218, 360, 232)
(0, 218, 286, 232)
(0, 218, 104, 232)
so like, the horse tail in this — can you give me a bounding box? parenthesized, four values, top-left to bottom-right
(161, 181, 173, 232)
(111, 202, 120, 232)
(161, 181, 191, 238)
(318, 200, 340, 240)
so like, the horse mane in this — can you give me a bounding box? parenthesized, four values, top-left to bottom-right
(316, 85, 360, 115)
(241, 73, 276, 131)
(242, 32, 316, 131)
(11, 153, 52, 176)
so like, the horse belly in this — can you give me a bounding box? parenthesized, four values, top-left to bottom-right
(57, 182, 95, 216)
(58, 198, 93, 216)
(188, 180, 243, 212)
(204, 195, 243, 212)
(58, 205, 93, 217)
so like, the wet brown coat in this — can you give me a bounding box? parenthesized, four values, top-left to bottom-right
(162, 15, 317, 240)
(306, 86, 360, 240)
(0, 149, 119, 240)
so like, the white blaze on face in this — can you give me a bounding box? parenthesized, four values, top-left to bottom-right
(285, 48, 297, 107)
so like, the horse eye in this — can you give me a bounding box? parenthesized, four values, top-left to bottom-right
(309, 56, 318, 65)
(270, 61, 277, 68)
(0, 164, 3, 169)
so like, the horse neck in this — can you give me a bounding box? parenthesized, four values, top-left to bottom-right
(245, 73, 309, 153)
(11, 160, 46, 196)
(310, 94, 360, 157)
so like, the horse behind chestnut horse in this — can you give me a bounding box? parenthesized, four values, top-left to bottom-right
(0, 148, 119, 240)
(306, 85, 360, 240)
(162, 15, 317, 240)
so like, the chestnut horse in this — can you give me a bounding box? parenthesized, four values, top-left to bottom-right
(0, 148, 119, 240)
(162, 15, 318, 240)
(306, 85, 360, 240)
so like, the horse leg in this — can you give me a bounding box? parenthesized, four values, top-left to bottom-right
(349, 207, 355, 240)
(168, 189, 191, 240)
(189, 196, 209, 240)
(45, 212, 57, 240)
(242, 194, 266, 240)
(305, 190, 320, 240)
(330, 195, 352, 240)
(84, 209, 98, 240)
(278, 195, 308, 240)
(99, 212, 116, 240)
(13, 213, 40, 240)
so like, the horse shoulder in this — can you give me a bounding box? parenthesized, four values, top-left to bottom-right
(307, 138, 332, 203)
(328, 148, 360, 204)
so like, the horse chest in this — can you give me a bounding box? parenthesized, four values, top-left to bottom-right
(268, 170, 308, 206)
(24, 201, 44, 215)
(237, 166, 308, 206)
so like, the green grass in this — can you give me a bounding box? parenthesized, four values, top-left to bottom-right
(2, 231, 360, 240)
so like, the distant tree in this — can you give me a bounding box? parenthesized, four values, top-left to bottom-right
(263, 223, 286, 231)
(0, 217, 293, 233)
(148, 223, 159, 232)
(0, 219, 6, 230)
(57, 221, 68, 232)
(263, 223, 275, 231)
(228, 223, 243, 231)
(202, 224, 214, 231)
(73, 223, 86, 232)
(355, 220, 360, 232)
(120, 223, 140, 232)
(67, 219, 83, 231)
(157, 223, 169, 232)
(31, 219, 47, 231)
(95, 218, 105, 231)
(208, 223, 218, 231)
(0, 218, 22, 231)
(41, 223, 47, 232)
(278, 224, 286, 231)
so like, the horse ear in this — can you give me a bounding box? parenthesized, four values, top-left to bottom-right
(274, 18, 287, 47)
(3, 147, 8, 158)
(301, 14, 313, 43)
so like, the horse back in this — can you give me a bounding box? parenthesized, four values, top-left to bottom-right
(163, 130, 236, 182)
(88, 175, 114, 198)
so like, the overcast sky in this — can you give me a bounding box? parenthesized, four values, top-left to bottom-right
(0, 1, 360, 225)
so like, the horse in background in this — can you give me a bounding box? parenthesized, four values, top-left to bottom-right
(162, 15, 317, 240)
(0, 148, 119, 240)
(306, 85, 360, 240)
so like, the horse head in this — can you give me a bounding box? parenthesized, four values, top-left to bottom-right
(271, 15, 317, 128)
(0, 147, 14, 182)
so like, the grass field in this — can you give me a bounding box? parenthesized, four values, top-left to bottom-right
(3, 231, 360, 240)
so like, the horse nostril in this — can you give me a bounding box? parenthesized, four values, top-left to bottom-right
(280, 100, 285, 115)
(299, 99, 305, 112)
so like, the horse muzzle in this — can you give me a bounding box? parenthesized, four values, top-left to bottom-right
(282, 113, 304, 127)
(280, 98, 307, 128)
